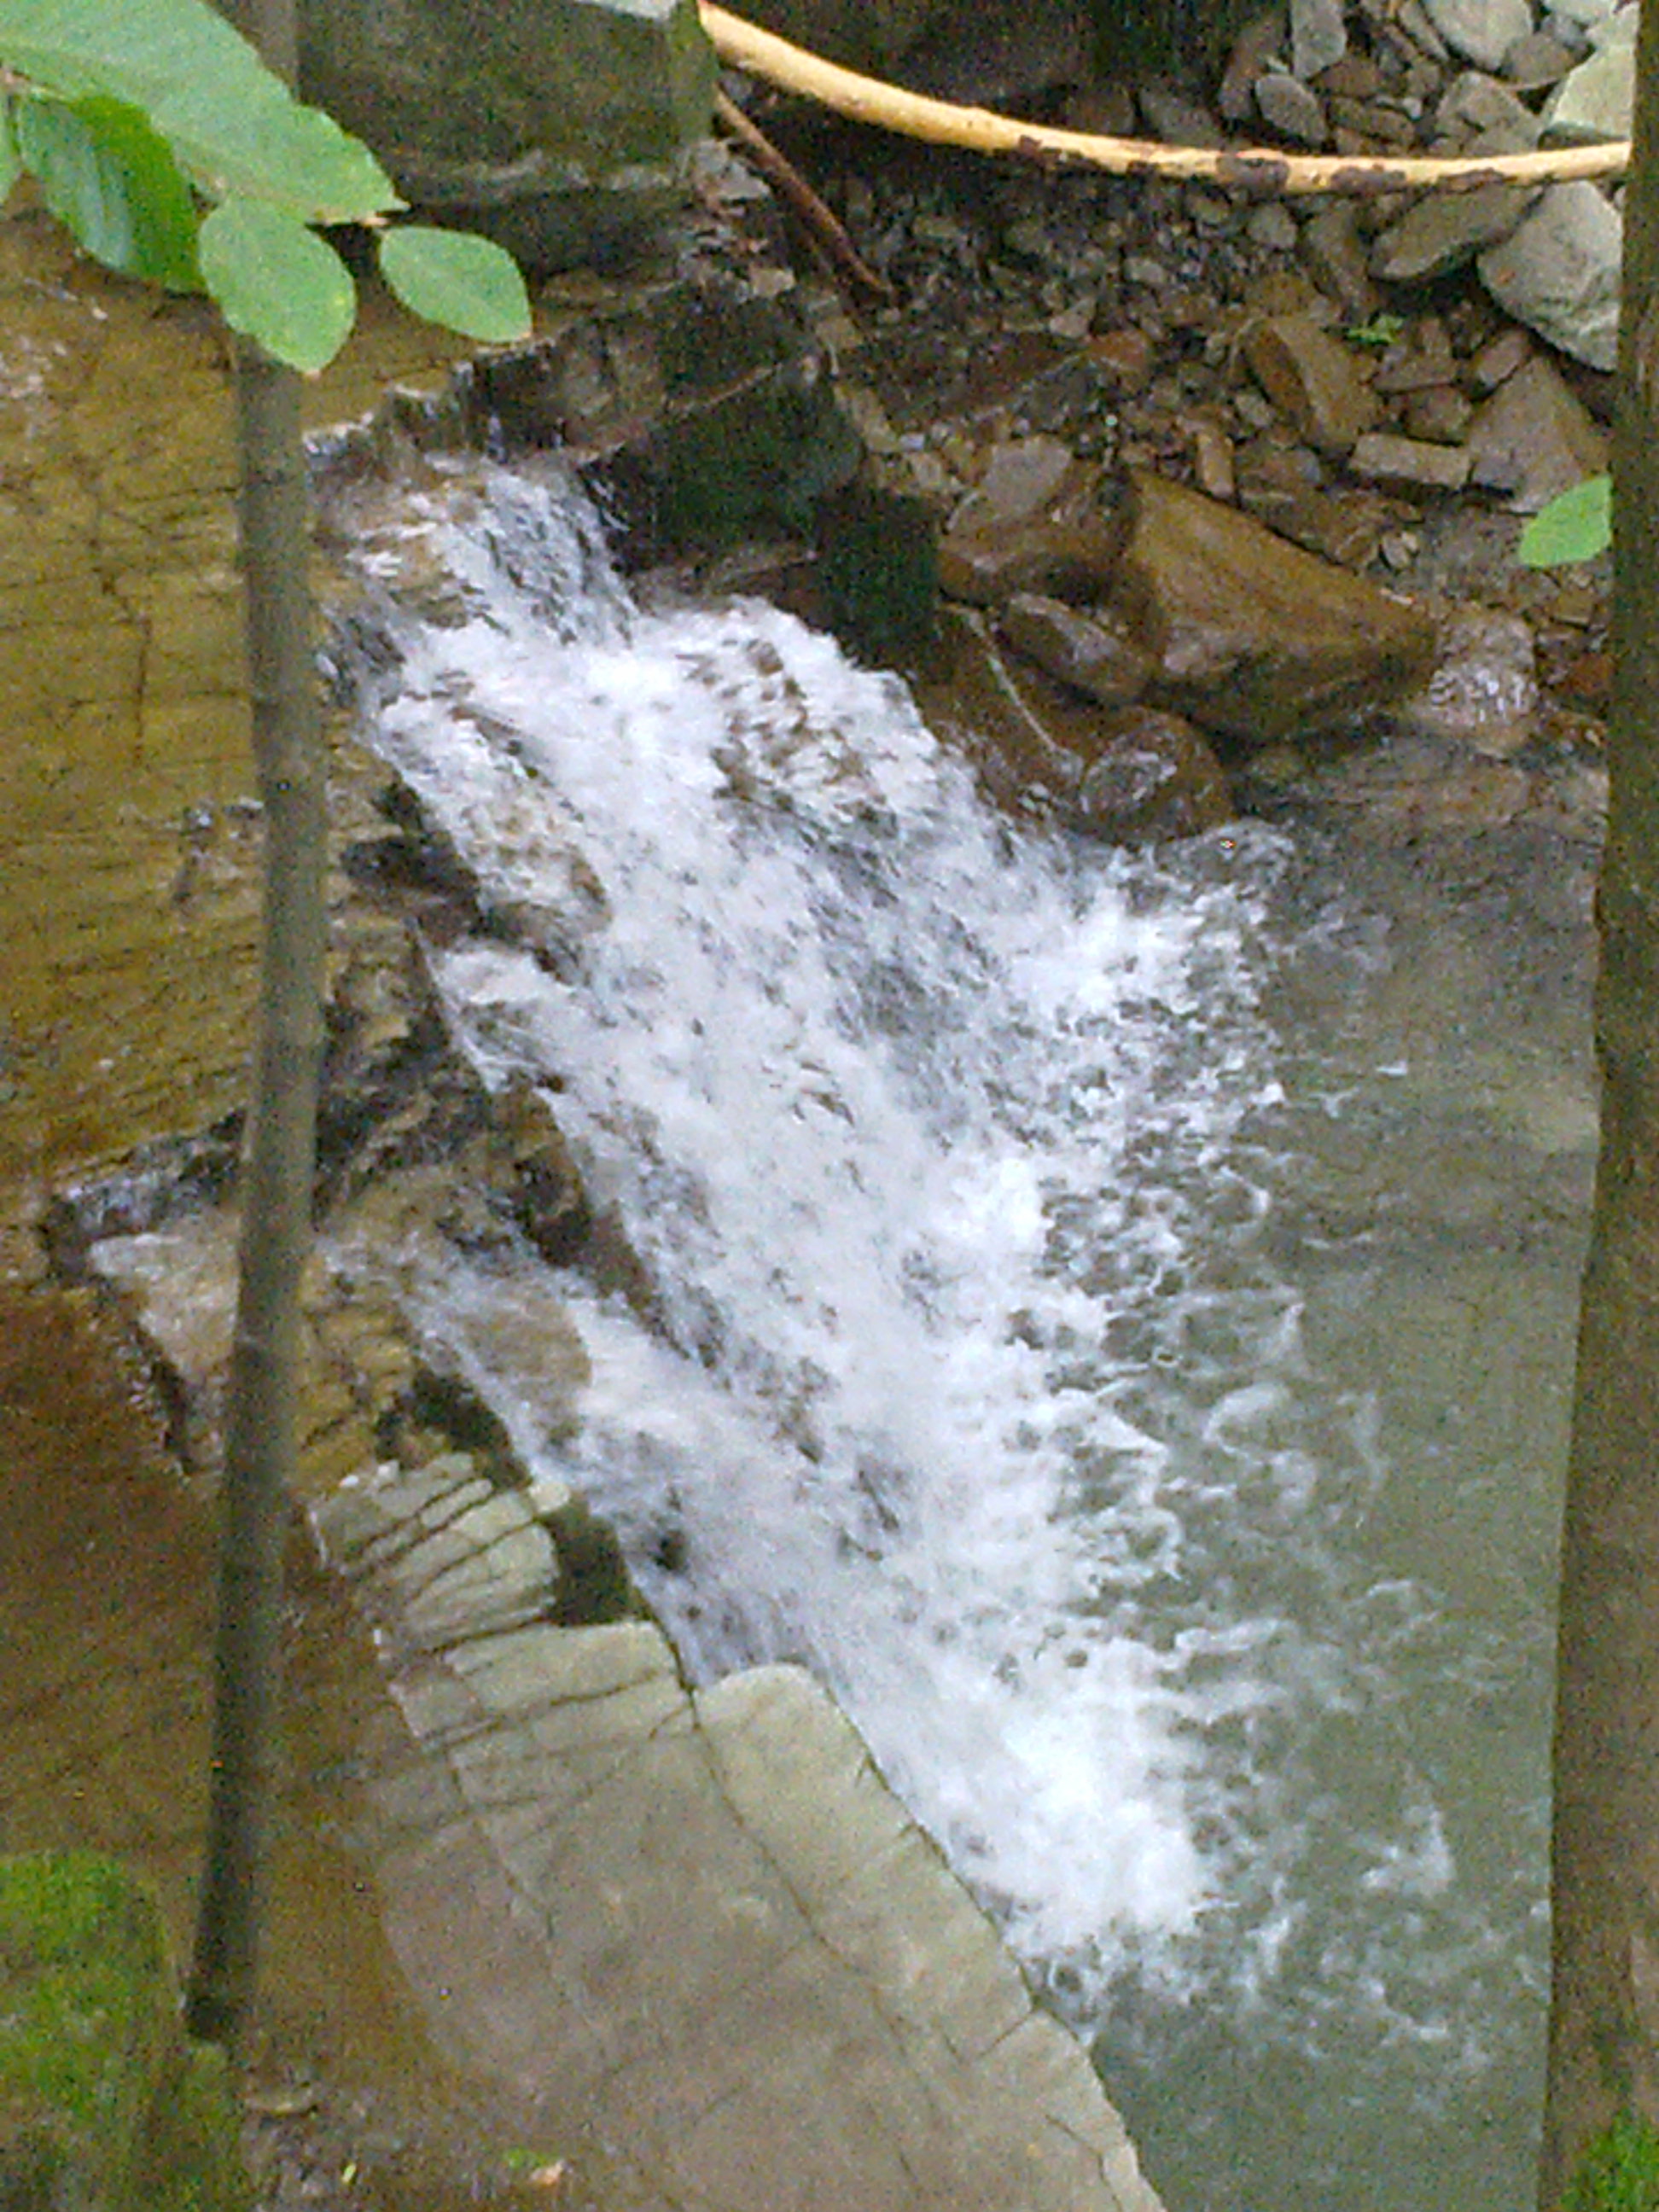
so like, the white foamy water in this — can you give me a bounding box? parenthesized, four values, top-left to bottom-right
(330, 456, 1571, 2212)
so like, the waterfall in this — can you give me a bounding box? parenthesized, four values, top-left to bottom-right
(329, 451, 1568, 2212)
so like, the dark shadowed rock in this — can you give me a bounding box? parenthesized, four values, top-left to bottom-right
(1105, 471, 1436, 745)
(1243, 311, 1379, 457)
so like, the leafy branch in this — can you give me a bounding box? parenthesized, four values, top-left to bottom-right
(0, 0, 531, 369)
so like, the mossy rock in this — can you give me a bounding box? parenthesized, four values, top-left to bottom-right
(0, 1853, 250, 2212)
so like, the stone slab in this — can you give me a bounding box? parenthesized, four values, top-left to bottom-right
(311, 1460, 1165, 2212)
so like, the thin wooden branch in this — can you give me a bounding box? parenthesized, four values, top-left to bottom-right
(713, 84, 896, 301)
(700, 2, 1630, 196)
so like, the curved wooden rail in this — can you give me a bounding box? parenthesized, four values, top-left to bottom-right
(699, 2, 1629, 195)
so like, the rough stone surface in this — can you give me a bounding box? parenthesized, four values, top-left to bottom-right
(1371, 181, 1537, 282)
(1421, 0, 1534, 70)
(289, 0, 716, 271)
(1541, 6, 1638, 140)
(1394, 602, 1540, 754)
(1000, 591, 1154, 705)
(1477, 180, 1623, 372)
(1464, 350, 1608, 509)
(1105, 471, 1437, 744)
(311, 1461, 1165, 2212)
(1243, 311, 1380, 456)
(1349, 428, 1476, 492)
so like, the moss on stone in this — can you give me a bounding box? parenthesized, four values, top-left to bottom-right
(1563, 2114, 1659, 2212)
(0, 1852, 251, 2212)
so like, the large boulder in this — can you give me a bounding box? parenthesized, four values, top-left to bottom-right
(1104, 470, 1436, 745)
(237, 0, 717, 272)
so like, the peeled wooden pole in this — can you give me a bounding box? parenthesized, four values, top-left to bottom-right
(700, 1, 1629, 195)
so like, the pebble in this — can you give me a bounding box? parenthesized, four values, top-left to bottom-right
(1349, 429, 1475, 491)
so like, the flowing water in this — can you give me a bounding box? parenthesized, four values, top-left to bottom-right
(331, 454, 1595, 2212)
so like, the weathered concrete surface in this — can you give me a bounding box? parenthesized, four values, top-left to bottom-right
(316, 1458, 1165, 2212)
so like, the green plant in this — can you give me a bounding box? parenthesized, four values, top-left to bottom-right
(1342, 311, 1406, 350)
(0, 0, 531, 369)
(1562, 2113, 1659, 2212)
(1521, 472, 1613, 567)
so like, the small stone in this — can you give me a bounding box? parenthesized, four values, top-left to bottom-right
(1478, 181, 1622, 371)
(1541, 22, 1636, 142)
(1256, 69, 1330, 143)
(1220, 8, 1289, 121)
(966, 435, 1080, 530)
(1464, 351, 1608, 510)
(1349, 430, 1474, 491)
(1246, 201, 1301, 253)
(1300, 201, 1382, 321)
(1371, 181, 1537, 282)
(1243, 311, 1380, 457)
(1434, 67, 1543, 147)
(1374, 318, 1459, 393)
(1086, 326, 1156, 391)
(999, 592, 1153, 705)
(1402, 383, 1476, 442)
(1421, 0, 1534, 70)
(1291, 0, 1349, 77)
(1501, 29, 1579, 85)
(1465, 324, 1534, 392)
(1394, 602, 1540, 754)
(1189, 416, 1238, 501)
(1070, 707, 1234, 843)
(1138, 83, 1227, 146)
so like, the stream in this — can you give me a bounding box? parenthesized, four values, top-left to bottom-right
(331, 452, 1595, 2212)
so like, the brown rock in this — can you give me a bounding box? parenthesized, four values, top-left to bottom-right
(999, 592, 1152, 705)
(937, 507, 1124, 607)
(1243, 311, 1380, 457)
(1071, 708, 1234, 843)
(1369, 182, 1536, 282)
(1465, 323, 1533, 393)
(1393, 602, 1539, 755)
(1300, 201, 1383, 322)
(1086, 327, 1157, 391)
(1400, 383, 1475, 443)
(1464, 352, 1607, 512)
(1105, 469, 1435, 744)
(1348, 430, 1473, 492)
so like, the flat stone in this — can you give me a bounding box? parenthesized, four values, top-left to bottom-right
(1464, 350, 1608, 509)
(1349, 429, 1475, 491)
(326, 1465, 1165, 2212)
(1502, 28, 1580, 84)
(1466, 323, 1535, 392)
(1434, 67, 1544, 146)
(1243, 311, 1380, 456)
(1104, 469, 1436, 743)
(1071, 708, 1234, 842)
(1371, 181, 1537, 282)
(1477, 180, 1623, 371)
(1421, 0, 1534, 70)
(1402, 383, 1476, 441)
(1299, 200, 1382, 320)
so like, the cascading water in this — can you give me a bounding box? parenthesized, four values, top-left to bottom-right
(329, 451, 1588, 2212)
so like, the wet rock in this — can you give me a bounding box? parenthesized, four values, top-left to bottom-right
(1243, 311, 1380, 457)
(1421, 0, 1534, 70)
(937, 498, 1121, 608)
(313, 1459, 1165, 2212)
(295, 0, 716, 273)
(1394, 602, 1540, 754)
(1465, 351, 1608, 509)
(1071, 707, 1234, 843)
(489, 1072, 593, 1266)
(1370, 181, 1537, 282)
(1349, 429, 1474, 492)
(1477, 181, 1622, 372)
(1105, 470, 1436, 745)
(1000, 592, 1153, 706)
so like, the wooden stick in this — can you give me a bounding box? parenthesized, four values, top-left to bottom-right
(713, 84, 897, 300)
(700, 1, 1630, 195)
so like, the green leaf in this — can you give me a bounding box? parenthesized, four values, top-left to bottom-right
(0, 0, 398, 223)
(197, 197, 356, 372)
(15, 93, 200, 289)
(1518, 473, 1611, 568)
(377, 225, 533, 344)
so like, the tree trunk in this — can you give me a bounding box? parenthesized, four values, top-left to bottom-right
(1539, 7, 1659, 2198)
(186, 0, 323, 2051)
